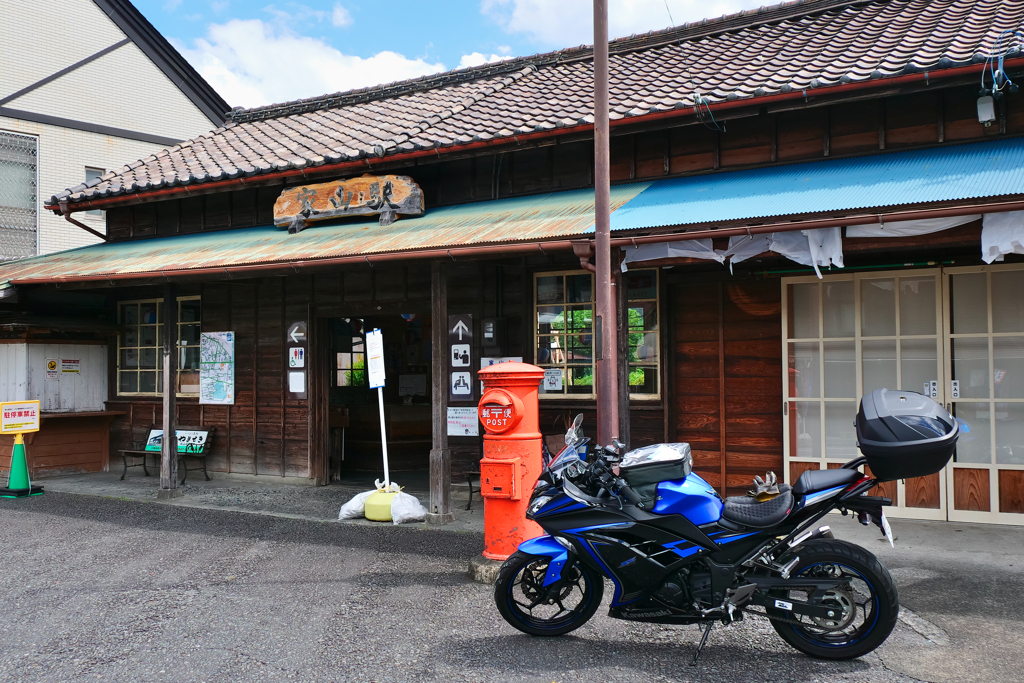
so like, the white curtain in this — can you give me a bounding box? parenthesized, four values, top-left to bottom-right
(621, 238, 722, 270)
(621, 227, 843, 279)
(846, 214, 980, 238)
(982, 211, 1024, 263)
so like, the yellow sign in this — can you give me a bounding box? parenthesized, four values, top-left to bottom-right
(0, 400, 41, 434)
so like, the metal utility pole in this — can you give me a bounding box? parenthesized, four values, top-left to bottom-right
(593, 0, 619, 446)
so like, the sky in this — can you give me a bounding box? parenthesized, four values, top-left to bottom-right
(135, 0, 768, 109)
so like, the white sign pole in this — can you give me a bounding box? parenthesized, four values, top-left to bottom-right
(378, 387, 390, 488)
(366, 329, 389, 488)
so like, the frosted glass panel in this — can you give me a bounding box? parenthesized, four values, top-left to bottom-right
(823, 341, 856, 398)
(825, 402, 858, 460)
(899, 277, 936, 335)
(954, 402, 991, 464)
(992, 271, 1024, 333)
(861, 279, 896, 336)
(789, 283, 818, 338)
(862, 339, 897, 394)
(993, 337, 1024, 400)
(952, 337, 990, 399)
(790, 402, 821, 458)
(995, 402, 1024, 464)
(788, 342, 820, 398)
(950, 272, 988, 334)
(823, 281, 854, 338)
(901, 338, 938, 394)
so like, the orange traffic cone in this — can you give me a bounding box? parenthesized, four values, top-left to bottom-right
(1, 434, 44, 498)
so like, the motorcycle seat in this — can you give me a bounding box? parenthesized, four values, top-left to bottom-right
(721, 489, 794, 529)
(792, 468, 861, 495)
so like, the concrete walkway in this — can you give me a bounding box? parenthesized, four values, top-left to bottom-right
(39, 470, 485, 532)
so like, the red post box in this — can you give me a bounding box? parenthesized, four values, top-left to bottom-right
(477, 362, 545, 561)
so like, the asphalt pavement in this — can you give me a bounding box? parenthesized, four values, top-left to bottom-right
(0, 492, 1020, 682)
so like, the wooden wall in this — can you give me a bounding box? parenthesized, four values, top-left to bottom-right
(669, 277, 783, 498)
(105, 85, 1024, 243)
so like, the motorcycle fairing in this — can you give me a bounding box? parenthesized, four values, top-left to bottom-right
(518, 535, 569, 588)
(651, 473, 724, 525)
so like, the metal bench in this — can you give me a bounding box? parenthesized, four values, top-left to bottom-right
(118, 426, 215, 484)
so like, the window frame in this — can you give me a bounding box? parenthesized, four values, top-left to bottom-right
(533, 269, 661, 401)
(83, 167, 104, 217)
(0, 129, 39, 258)
(116, 296, 201, 397)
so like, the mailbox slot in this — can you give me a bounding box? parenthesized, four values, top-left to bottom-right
(480, 458, 519, 500)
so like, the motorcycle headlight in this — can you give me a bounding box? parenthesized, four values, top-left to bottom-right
(528, 494, 558, 516)
(553, 535, 574, 551)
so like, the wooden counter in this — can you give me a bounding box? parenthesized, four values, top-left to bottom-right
(0, 411, 125, 479)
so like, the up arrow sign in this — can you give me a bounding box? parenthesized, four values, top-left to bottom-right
(452, 319, 470, 340)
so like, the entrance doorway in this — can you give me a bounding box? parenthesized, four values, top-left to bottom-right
(783, 266, 1024, 525)
(325, 314, 433, 483)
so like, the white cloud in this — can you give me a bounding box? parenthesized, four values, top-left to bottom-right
(482, 0, 765, 47)
(177, 19, 446, 108)
(458, 52, 512, 69)
(163, 0, 182, 11)
(331, 4, 353, 27)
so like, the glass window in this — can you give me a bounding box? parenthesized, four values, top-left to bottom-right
(535, 270, 660, 399)
(84, 167, 104, 216)
(117, 297, 201, 396)
(0, 131, 37, 260)
(335, 318, 366, 388)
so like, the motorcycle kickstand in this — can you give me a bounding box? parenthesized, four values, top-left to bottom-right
(690, 621, 714, 667)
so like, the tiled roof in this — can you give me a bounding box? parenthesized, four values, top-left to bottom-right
(52, 0, 1024, 207)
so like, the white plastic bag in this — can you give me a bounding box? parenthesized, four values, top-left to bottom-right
(338, 490, 374, 520)
(390, 491, 428, 525)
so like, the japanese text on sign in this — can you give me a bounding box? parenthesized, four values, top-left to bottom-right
(480, 404, 514, 429)
(0, 400, 41, 434)
(367, 328, 386, 388)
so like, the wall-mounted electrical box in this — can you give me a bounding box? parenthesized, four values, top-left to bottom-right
(978, 95, 996, 126)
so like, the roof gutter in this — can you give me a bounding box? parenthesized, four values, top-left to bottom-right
(58, 201, 108, 241)
(47, 58, 1024, 215)
(15, 198, 1024, 287)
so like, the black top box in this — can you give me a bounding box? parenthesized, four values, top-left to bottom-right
(855, 389, 959, 482)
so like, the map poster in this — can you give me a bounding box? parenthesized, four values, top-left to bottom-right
(199, 332, 235, 405)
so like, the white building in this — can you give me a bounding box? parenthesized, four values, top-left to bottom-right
(0, 0, 228, 259)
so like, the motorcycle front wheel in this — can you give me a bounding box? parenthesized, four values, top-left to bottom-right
(494, 550, 603, 636)
(767, 539, 898, 660)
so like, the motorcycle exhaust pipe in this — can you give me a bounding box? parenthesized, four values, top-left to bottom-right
(787, 525, 834, 549)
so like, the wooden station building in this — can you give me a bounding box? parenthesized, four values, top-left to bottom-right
(3, 0, 1024, 524)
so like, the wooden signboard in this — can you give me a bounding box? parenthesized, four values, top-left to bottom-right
(273, 174, 424, 233)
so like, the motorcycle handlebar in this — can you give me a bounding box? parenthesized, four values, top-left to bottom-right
(617, 483, 644, 507)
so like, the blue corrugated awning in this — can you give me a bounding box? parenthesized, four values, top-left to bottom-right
(607, 137, 1024, 232)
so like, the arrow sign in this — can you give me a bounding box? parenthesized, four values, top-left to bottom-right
(448, 314, 473, 402)
(287, 321, 307, 344)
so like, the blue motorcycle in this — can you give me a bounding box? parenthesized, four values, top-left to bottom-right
(494, 389, 958, 662)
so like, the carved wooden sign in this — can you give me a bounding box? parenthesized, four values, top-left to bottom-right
(273, 174, 424, 233)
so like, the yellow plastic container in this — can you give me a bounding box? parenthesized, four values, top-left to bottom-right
(364, 490, 396, 521)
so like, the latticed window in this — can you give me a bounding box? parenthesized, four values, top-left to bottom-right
(117, 297, 202, 396)
(0, 131, 37, 261)
(534, 270, 660, 399)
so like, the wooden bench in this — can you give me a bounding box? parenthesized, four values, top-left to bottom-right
(118, 426, 215, 484)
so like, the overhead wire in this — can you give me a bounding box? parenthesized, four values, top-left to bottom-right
(662, 0, 723, 131)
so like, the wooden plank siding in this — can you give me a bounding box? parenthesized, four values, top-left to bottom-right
(670, 279, 783, 497)
(105, 85, 1024, 242)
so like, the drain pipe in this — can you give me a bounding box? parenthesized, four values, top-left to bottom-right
(58, 201, 108, 242)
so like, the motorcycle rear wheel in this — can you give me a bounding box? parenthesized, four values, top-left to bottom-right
(767, 539, 898, 660)
(494, 551, 603, 636)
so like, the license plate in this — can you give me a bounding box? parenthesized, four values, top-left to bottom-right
(880, 511, 894, 548)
